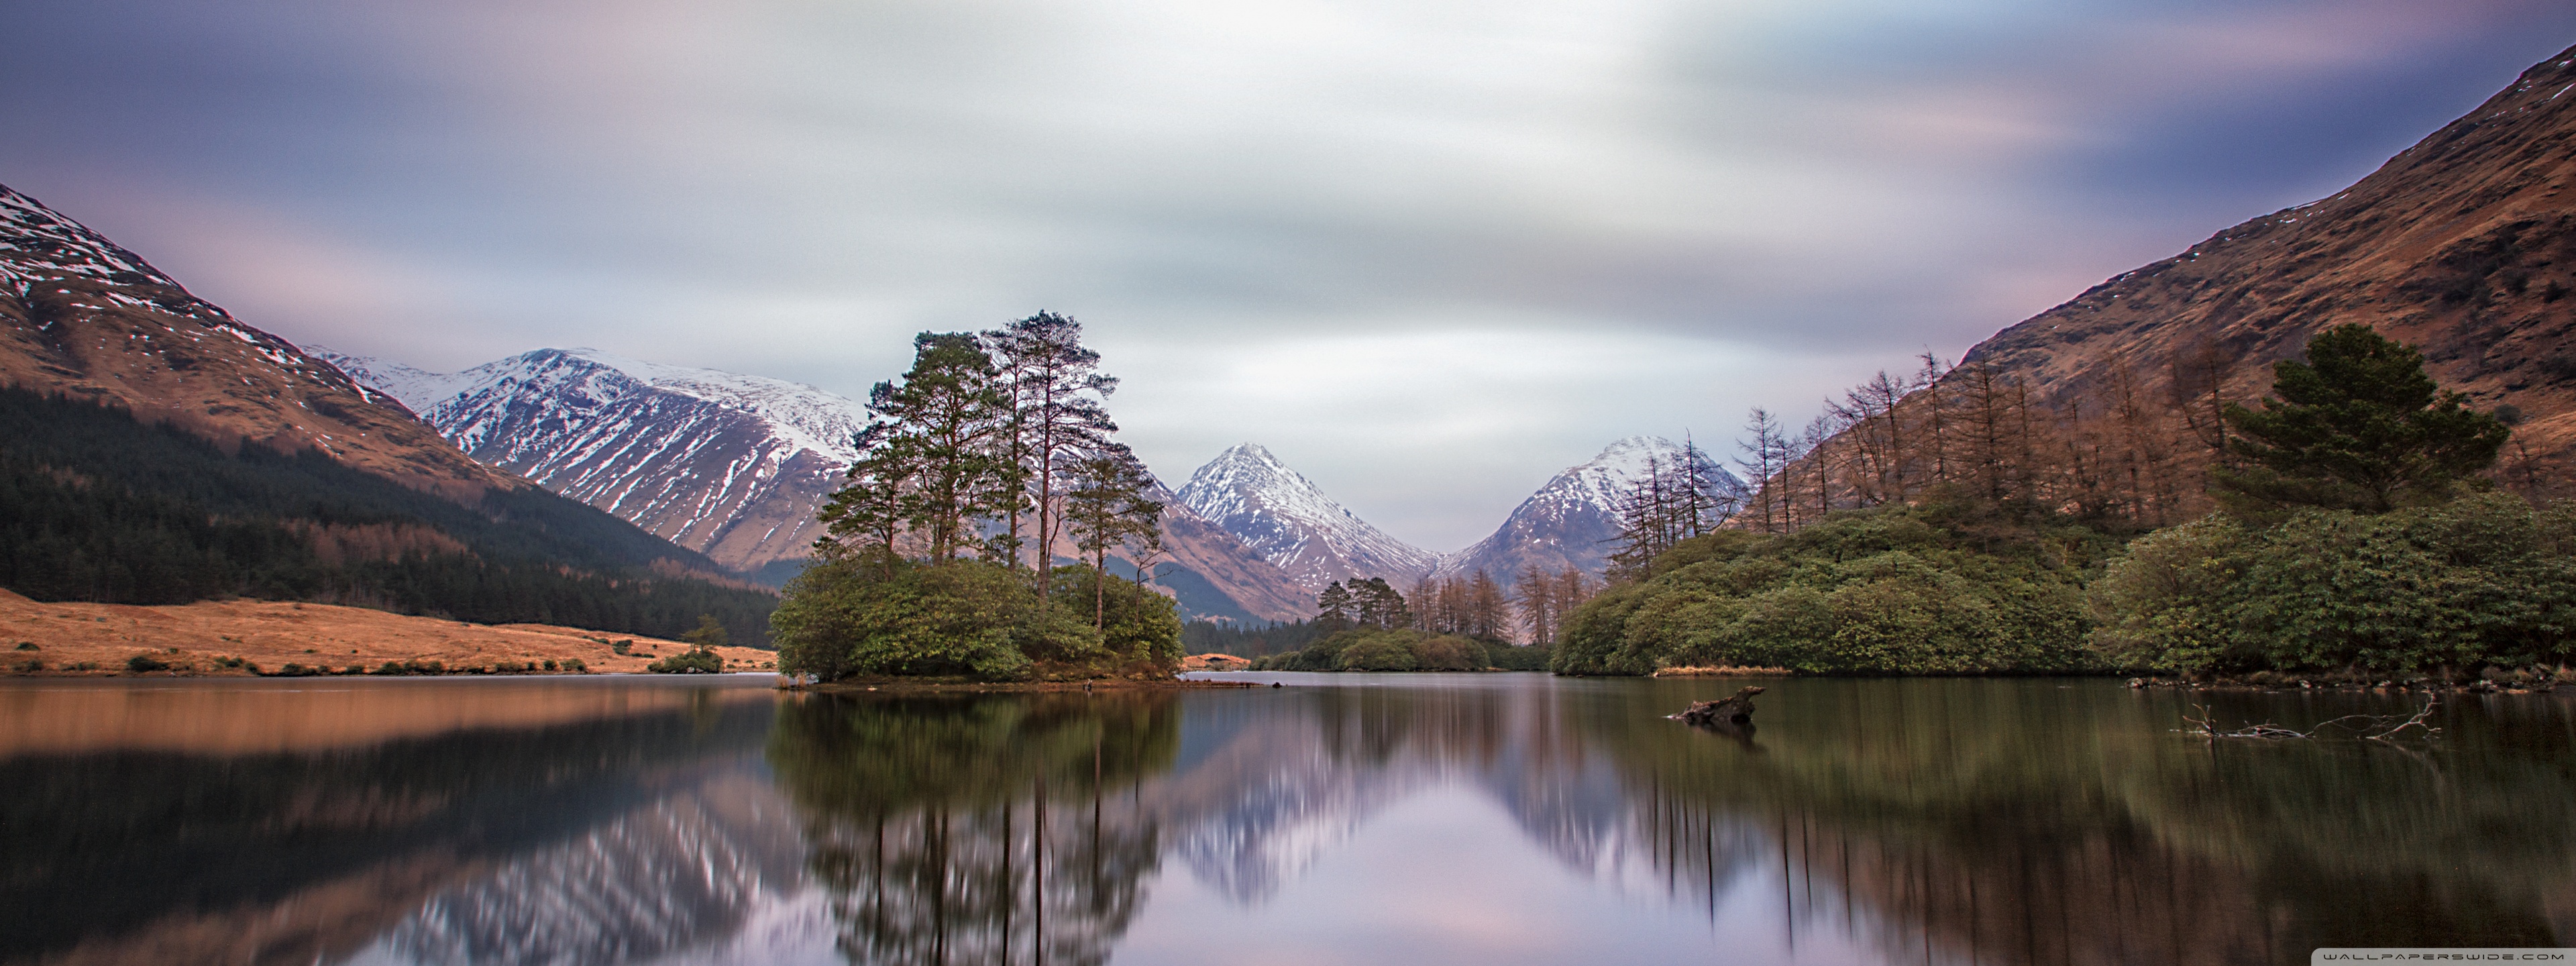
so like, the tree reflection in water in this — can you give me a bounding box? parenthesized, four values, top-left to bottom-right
(768, 692, 1179, 966)
(1575, 680, 2576, 964)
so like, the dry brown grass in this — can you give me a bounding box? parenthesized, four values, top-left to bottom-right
(0, 588, 775, 678)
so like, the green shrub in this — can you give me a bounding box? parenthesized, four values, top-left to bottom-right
(773, 555, 1180, 682)
(13, 659, 42, 673)
(1556, 494, 2111, 676)
(1338, 636, 1417, 671)
(648, 647, 725, 674)
(125, 653, 168, 673)
(561, 657, 587, 673)
(2092, 492, 2576, 674)
(13, 641, 35, 651)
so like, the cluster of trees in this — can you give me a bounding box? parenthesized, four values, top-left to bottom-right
(1250, 577, 1554, 671)
(2092, 325, 2547, 676)
(1605, 441, 1739, 578)
(1733, 348, 2251, 535)
(1401, 567, 1597, 647)
(775, 314, 1184, 682)
(0, 388, 779, 643)
(1566, 324, 2544, 678)
(1178, 618, 1332, 658)
(1315, 577, 1407, 629)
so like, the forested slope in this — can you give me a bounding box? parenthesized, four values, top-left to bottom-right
(0, 386, 777, 644)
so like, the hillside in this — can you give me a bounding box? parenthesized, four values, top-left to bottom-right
(0, 185, 506, 495)
(1955, 43, 2576, 491)
(317, 347, 864, 579)
(0, 184, 778, 644)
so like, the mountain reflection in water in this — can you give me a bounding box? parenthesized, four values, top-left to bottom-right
(4, 674, 2574, 965)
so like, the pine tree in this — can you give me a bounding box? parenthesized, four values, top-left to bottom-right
(1317, 581, 1354, 631)
(853, 333, 1015, 563)
(1062, 443, 1163, 628)
(1353, 577, 1407, 629)
(985, 311, 1118, 574)
(2218, 324, 2510, 515)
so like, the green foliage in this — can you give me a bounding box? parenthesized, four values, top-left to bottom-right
(1179, 618, 1327, 658)
(773, 557, 1181, 682)
(0, 388, 777, 644)
(682, 613, 730, 647)
(1482, 640, 1553, 670)
(647, 647, 725, 674)
(1554, 494, 2114, 676)
(2092, 492, 2576, 674)
(123, 654, 166, 673)
(1247, 627, 1495, 672)
(1049, 564, 1183, 666)
(2218, 324, 2511, 515)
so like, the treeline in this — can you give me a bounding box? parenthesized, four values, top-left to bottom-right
(1307, 568, 1602, 647)
(777, 313, 1183, 681)
(1565, 325, 2551, 679)
(1732, 350, 2243, 534)
(0, 387, 778, 644)
(1244, 574, 1557, 672)
(1180, 618, 1331, 658)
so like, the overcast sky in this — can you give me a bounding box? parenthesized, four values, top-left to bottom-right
(5, 1, 2573, 550)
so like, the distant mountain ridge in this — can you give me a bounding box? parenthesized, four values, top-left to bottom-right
(1172, 437, 1742, 594)
(322, 348, 1321, 621)
(315, 347, 866, 580)
(1434, 436, 1742, 582)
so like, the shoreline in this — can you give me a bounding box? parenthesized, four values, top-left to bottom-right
(788, 677, 1260, 694)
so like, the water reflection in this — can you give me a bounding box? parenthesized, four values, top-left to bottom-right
(6, 675, 2575, 965)
(770, 694, 1176, 965)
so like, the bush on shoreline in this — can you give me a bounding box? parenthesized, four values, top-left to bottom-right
(1246, 626, 1549, 672)
(771, 555, 1181, 683)
(1554, 493, 2115, 676)
(2092, 492, 2576, 675)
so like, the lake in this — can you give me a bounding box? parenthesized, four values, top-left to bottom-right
(3, 672, 2571, 965)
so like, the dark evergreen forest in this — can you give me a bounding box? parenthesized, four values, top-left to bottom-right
(0, 388, 776, 645)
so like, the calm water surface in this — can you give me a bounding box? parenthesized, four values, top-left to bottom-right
(4, 672, 2573, 965)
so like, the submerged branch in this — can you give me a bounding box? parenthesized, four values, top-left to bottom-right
(2178, 694, 2441, 742)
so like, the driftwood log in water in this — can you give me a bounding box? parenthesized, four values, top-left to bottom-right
(1674, 686, 1764, 726)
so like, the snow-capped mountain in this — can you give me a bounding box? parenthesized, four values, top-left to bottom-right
(314, 347, 866, 578)
(1175, 443, 1442, 591)
(0, 183, 505, 492)
(321, 347, 1319, 619)
(1434, 436, 1743, 582)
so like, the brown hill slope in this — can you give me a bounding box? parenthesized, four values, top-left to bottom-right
(1960, 42, 2576, 488)
(0, 184, 508, 496)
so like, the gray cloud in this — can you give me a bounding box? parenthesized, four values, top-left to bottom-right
(3, 0, 2571, 548)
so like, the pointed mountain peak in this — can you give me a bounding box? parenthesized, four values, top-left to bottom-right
(1177, 443, 1436, 589)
